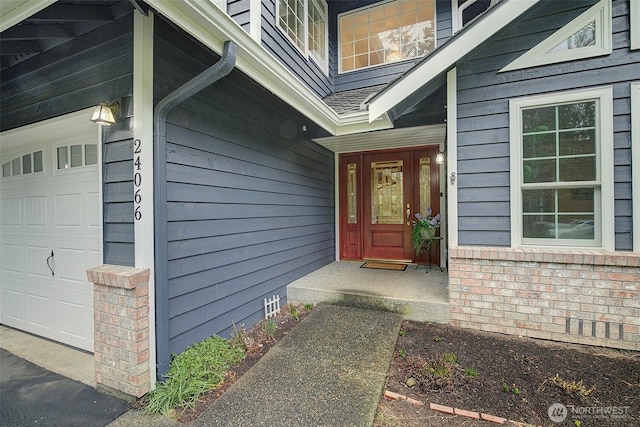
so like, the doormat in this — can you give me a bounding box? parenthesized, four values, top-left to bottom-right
(360, 262, 407, 271)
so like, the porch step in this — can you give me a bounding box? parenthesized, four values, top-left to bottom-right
(287, 261, 450, 324)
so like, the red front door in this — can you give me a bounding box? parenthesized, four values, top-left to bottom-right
(339, 147, 440, 262)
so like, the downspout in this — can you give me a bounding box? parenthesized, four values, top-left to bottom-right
(154, 40, 237, 380)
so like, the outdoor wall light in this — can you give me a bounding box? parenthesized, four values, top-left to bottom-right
(90, 102, 119, 126)
(435, 151, 445, 164)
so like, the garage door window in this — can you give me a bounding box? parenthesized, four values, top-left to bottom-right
(2, 150, 44, 178)
(57, 144, 97, 170)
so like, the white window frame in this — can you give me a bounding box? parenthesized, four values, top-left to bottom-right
(276, 0, 328, 75)
(632, 83, 640, 251)
(337, 0, 437, 74)
(632, 0, 640, 50)
(307, 0, 328, 74)
(500, 0, 611, 73)
(451, 0, 496, 34)
(509, 87, 614, 250)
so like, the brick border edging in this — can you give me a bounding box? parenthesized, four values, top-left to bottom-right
(384, 390, 524, 425)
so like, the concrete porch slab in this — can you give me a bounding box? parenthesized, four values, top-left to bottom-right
(287, 261, 450, 323)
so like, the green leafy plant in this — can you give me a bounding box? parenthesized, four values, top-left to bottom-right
(433, 335, 443, 342)
(289, 304, 299, 321)
(304, 303, 314, 311)
(465, 367, 478, 377)
(411, 208, 441, 253)
(145, 335, 244, 417)
(399, 329, 406, 337)
(502, 383, 521, 395)
(398, 348, 406, 358)
(442, 352, 457, 364)
(261, 318, 276, 339)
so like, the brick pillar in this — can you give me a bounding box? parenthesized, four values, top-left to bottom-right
(86, 265, 151, 397)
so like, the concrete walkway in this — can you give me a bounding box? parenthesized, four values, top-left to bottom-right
(194, 304, 403, 427)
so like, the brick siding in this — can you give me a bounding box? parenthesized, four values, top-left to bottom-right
(87, 265, 151, 397)
(448, 247, 640, 351)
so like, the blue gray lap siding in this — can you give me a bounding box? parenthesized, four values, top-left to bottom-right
(455, 0, 638, 250)
(155, 18, 335, 356)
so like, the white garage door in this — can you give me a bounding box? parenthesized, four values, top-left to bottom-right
(0, 110, 101, 352)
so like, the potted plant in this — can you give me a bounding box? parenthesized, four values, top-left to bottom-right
(412, 208, 441, 254)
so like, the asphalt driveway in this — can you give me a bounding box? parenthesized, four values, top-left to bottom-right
(0, 348, 130, 427)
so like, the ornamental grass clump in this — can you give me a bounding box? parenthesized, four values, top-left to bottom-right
(145, 335, 244, 417)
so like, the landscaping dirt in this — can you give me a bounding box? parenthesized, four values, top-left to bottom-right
(171, 307, 639, 426)
(375, 321, 640, 427)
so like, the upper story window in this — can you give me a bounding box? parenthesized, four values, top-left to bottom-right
(277, 0, 328, 73)
(338, 0, 436, 74)
(452, 0, 493, 32)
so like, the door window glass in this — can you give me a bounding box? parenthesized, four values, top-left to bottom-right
(347, 163, 357, 224)
(371, 160, 403, 224)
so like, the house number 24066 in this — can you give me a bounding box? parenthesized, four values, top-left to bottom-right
(134, 139, 142, 221)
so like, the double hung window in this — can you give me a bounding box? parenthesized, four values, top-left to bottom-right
(277, 0, 328, 73)
(510, 88, 613, 249)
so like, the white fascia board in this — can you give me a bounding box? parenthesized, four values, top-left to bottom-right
(146, 0, 390, 136)
(0, 0, 55, 32)
(368, 0, 541, 123)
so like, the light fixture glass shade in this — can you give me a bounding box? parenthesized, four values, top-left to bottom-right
(435, 151, 445, 164)
(90, 102, 116, 126)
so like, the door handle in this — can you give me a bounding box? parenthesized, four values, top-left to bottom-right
(406, 203, 411, 225)
(46, 250, 54, 277)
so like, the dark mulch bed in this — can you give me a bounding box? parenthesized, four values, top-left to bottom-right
(375, 321, 640, 427)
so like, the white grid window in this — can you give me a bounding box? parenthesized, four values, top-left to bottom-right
(510, 88, 614, 249)
(339, 0, 436, 73)
(278, 0, 306, 52)
(308, 0, 327, 71)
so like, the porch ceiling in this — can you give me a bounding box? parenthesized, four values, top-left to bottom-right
(312, 124, 446, 154)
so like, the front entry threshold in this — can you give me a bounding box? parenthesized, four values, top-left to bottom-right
(363, 258, 413, 264)
(287, 261, 450, 323)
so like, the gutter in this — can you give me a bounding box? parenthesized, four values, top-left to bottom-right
(153, 40, 237, 380)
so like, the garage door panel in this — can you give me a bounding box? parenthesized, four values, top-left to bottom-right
(25, 196, 48, 226)
(57, 247, 87, 282)
(25, 245, 52, 277)
(1, 197, 21, 225)
(2, 289, 26, 324)
(58, 298, 92, 340)
(27, 294, 52, 330)
(56, 193, 84, 227)
(88, 192, 100, 226)
(1, 244, 24, 274)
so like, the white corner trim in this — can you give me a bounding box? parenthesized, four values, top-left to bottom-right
(446, 68, 459, 247)
(632, 82, 640, 251)
(368, 0, 541, 123)
(0, 0, 55, 32)
(249, 0, 262, 44)
(500, 0, 612, 73)
(509, 86, 615, 251)
(133, 11, 156, 390)
(145, 0, 384, 136)
(632, 0, 640, 50)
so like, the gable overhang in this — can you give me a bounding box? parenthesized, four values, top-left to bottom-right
(0, 0, 55, 32)
(367, 0, 542, 123)
(144, 0, 393, 136)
